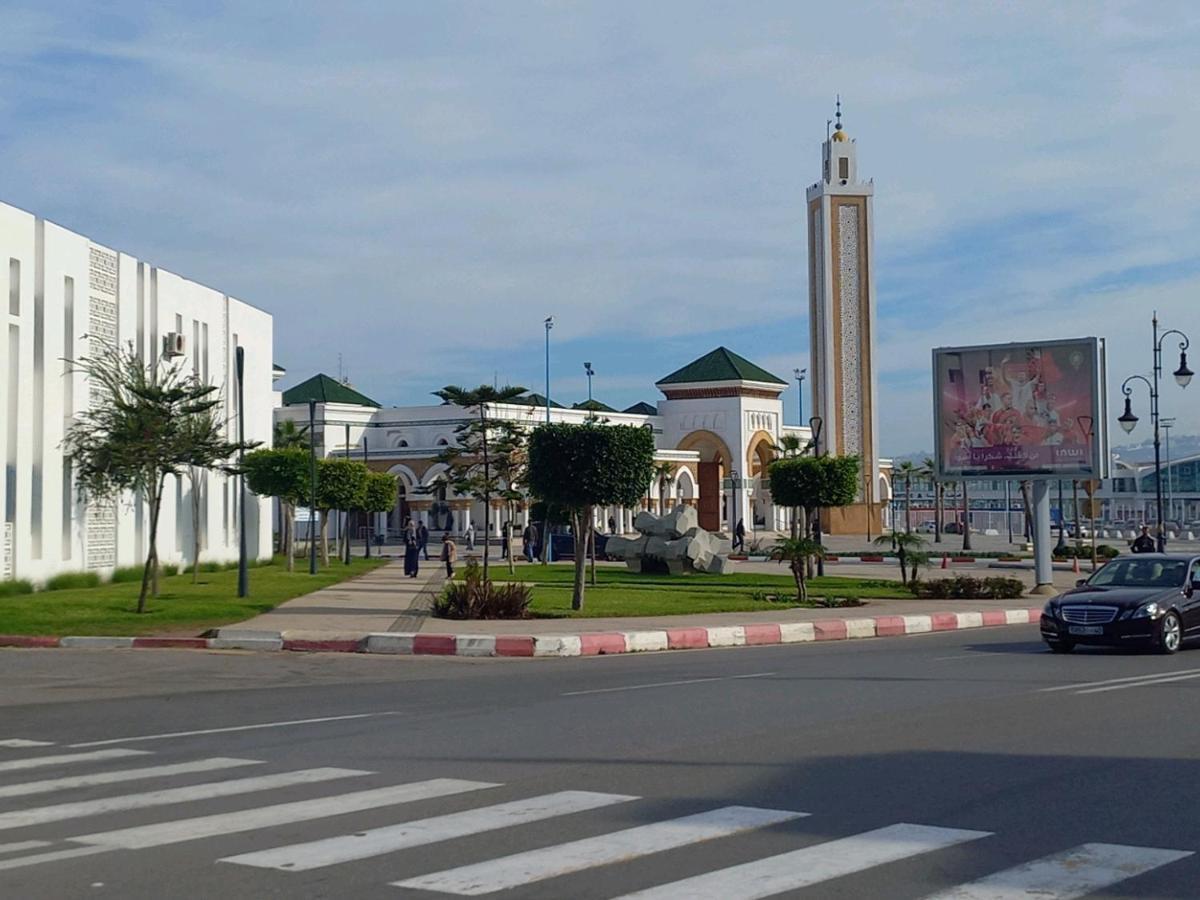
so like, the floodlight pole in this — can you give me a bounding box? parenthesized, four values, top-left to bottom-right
(236, 346, 248, 597)
(544, 317, 554, 424)
(308, 399, 318, 575)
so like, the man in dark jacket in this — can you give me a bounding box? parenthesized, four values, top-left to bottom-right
(417, 521, 430, 560)
(1131, 525, 1156, 553)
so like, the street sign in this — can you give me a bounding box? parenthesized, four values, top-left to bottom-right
(1082, 479, 1100, 497)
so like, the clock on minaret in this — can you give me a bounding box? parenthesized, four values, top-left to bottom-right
(806, 99, 882, 534)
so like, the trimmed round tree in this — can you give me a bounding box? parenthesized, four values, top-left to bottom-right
(768, 454, 860, 542)
(359, 471, 398, 559)
(315, 458, 369, 566)
(241, 447, 311, 572)
(527, 422, 655, 610)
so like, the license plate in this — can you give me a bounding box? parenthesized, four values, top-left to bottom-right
(1068, 625, 1104, 636)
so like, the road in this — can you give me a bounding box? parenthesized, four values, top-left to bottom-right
(1, 627, 1198, 898)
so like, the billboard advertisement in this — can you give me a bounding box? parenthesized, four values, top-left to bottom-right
(932, 338, 1108, 480)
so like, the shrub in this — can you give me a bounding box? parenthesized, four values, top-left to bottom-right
(43, 572, 102, 591)
(160, 563, 180, 577)
(1053, 544, 1119, 560)
(433, 561, 533, 620)
(911, 574, 1024, 600)
(109, 566, 145, 583)
(0, 579, 35, 597)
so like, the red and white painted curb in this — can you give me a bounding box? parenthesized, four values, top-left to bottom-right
(0, 607, 1044, 658)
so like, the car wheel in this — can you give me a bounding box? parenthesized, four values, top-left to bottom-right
(1158, 612, 1183, 654)
(1046, 639, 1074, 654)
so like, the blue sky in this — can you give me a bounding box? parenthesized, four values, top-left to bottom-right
(3, 1, 1200, 455)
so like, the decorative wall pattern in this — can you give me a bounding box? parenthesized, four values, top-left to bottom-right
(86, 245, 119, 570)
(810, 206, 825, 426)
(837, 204, 862, 461)
(2, 521, 11, 580)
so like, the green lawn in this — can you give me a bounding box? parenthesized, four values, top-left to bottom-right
(0, 557, 390, 637)
(476, 563, 911, 618)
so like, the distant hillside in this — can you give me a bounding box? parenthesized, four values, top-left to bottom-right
(1113, 433, 1200, 464)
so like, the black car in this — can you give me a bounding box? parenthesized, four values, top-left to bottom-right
(1041, 553, 1200, 654)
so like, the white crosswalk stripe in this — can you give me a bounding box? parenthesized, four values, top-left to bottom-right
(0, 739, 55, 749)
(0, 840, 52, 855)
(611, 823, 993, 900)
(0, 845, 110, 872)
(394, 805, 807, 895)
(0, 747, 149, 773)
(72, 778, 498, 850)
(923, 842, 1194, 899)
(0, 767, 367, 831)
(221, 790, 638, 872)
(0, 756, 262, 800)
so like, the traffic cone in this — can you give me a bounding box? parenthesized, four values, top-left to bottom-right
(941, 554, 949, 570)
(1072, 556, 1080, 574)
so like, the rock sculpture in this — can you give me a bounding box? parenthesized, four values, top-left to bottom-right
(604, 506, 733, 574)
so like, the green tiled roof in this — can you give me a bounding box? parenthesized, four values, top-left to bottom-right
(281, 373, 381, 408)
(623, 401, 658, 415)
(572, 399, 616, 412)
(510, 392, 565, 409)
(657, 347, 787, 386)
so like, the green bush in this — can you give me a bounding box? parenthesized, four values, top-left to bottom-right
(109, 566, 146, 583)
(0, 579, 35, 597)
(43, 572, 102, 591)
(1053, 544, 1119, 559)
(433, 561, 532, 619)
(912, 575, 1024, 600)
(160, 563, 180, 577)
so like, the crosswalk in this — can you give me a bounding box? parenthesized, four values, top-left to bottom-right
(0, 737, 1193, 897)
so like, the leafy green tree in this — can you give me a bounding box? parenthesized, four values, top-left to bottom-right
(359, 471, 398, 559)
(771, 536, 824, 602)
(770, 434, 806, 537)
(527, 422, 656, 610)
(433, 384, 527, 583)
(874, 531, 928, 585)
(63, 344, 249, 612)
(242, 448, 310, 572)
(768, 455, 859, 532)
(273, 419, 310, 450)
(314, 458, 368, 566)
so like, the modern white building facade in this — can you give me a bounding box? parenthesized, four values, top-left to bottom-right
(1, 200, 275, 585)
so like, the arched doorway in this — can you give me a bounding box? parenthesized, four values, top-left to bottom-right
(746, 430, 777, 533)
(677, 430, 733, 532)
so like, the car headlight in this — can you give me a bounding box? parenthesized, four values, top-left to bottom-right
(1131, 601, 1161, 619)
(1042, 602, 1057, 618)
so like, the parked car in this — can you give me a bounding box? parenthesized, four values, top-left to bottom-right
(1040, 553, 1200, 654)
(943, 522, 964, 534)
(915, 520, 937, 533)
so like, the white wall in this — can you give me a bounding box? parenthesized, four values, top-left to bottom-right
(0, 199, 274, 584)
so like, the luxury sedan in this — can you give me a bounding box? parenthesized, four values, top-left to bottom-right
(1040, 554, 1200, 654)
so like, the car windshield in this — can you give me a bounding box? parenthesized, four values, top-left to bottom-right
(1089, 559, 1188, 589)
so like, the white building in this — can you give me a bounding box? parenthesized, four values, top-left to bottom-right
(1, 200, 275, 585)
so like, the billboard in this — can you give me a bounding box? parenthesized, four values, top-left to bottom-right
(932, 338, 1108, 480)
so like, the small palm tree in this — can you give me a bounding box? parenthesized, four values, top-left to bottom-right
(895, 460, 919, 533)
(653, 461, 677, 515)
(920, 456, 943, 543)
(772, 536, 824, 603)
(875, 531, 927, 586)
(274, 419, 310, 450)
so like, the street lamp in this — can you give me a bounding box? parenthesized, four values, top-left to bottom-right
(793, 367, 806, 425)
(307, 399, 318, 575)
(236, 346, 248, 597)
(544, 317, 554, 424)
(809, 415, 824, 576)
(1118, 312, 1191, 551)
(1162, 417, 1175, 527)
(584, 361, 594, 405)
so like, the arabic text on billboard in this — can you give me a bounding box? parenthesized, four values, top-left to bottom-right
(935, 339, 1104, 479)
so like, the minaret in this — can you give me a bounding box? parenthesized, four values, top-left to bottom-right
(806, 98, 881, 532)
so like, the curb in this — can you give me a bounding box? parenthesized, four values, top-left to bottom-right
(0, 606, 1044, 659)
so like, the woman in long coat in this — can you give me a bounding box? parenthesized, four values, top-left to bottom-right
(403, 519, 420, 577)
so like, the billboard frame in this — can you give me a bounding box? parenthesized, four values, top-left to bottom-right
(931, 337, 1108, 482)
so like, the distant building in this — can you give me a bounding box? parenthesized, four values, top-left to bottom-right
(0, 200, 275, 584)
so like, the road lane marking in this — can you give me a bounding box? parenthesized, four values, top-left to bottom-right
(0, 757, 263, 800)
(0, 739, 54, 748)
(1039, 667, 1200, 693)
(922, 842, 1193, 899)
(395, 805, 807, 895)
(611, 823, 992, 900)
(1075, 671, 1200, 694)
(932, 655, 977, 661)
(0, 840, 52, 855)
(0, 748, 150, 774)
(223, 790, 637, 872)
(0, 845, 109, 872)
(562, 673, 775, 696)
(68, 712, 401, 747)
(0, 767, 368, 831)
(72, 778, 498, 850)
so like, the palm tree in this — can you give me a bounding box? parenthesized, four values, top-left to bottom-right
(652, 461, 677, 515)
(895, 460, 919, 533)
(1020, 480, 1034, 542)
(961, 480, 973, 551)
(875, 531, 927, 586)
(273, 419, 310, 449)
(920, 456, 943, 544)
(772, 536, 824, 603)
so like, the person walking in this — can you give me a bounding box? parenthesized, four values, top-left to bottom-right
(501, 524, 510, 560)
(466, 520, 476, 552)
(1131, 524, 1156, 553)
(523, 522, 538, 562)
(404, 519, 420, 577)
(608, 515, 617, 535)
(417, 520, 429, 561)
(734, 518, 747, 552)
(440, 532, 457, 578)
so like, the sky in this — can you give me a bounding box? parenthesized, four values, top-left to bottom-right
(2, 1, 1199, 456)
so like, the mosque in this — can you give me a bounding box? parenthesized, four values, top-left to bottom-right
(275, 107, 893, 541)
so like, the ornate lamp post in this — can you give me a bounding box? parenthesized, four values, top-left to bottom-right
(793, 367, 806, 425)
(584, 361, 594, 405)
(544, 317, 554, 424)
(1117, 313, 1192, 551)
(809, 415, 824, 577)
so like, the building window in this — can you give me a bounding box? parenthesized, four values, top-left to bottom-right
(7, 259, 17, 316)
(838, 157, 849, 180)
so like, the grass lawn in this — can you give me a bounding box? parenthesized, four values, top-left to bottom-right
(477, 562, 911, 618)
(0, 557, 390, 637)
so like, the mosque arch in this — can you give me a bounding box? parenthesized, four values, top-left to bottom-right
(676, 430, 732, 531)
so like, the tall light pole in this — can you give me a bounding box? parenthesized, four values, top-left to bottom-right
(793, 368, 806, 425)
(584, 361, 594, 405)
(1117, 312, 1191, 551)
(1161, 417, 1175, 527)
(236, 346, 248, 597)
(307, 399, 318, 574)
(544, 316, 554, 424)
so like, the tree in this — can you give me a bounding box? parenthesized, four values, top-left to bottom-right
(1020, 479, 1034, 541)
(771, 434, 806, 538)
(433, 384, 527, 584)
(242, 448, 310, 572)
(63, 344, 249, 612)
(772, 536, 824, 603)
(360, 472, 398, 558)
(181, 401, 248, 583)
(315, 458, 368, 566)
(273, 419, 310, 450)
(961, 480, 973, 551)
(895, 460, 919, 533)
(768, 455, 859, 534)
(652, 461, 677, 515)
(875, 531, 927, 585)
(920, 456, 943, 544)
(527, 422, 655, 610)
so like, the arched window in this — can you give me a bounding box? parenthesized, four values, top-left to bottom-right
(436, 438, 449, 447)
(397, 439, 408, 448)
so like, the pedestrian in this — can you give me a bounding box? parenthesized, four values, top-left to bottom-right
(608, 515, 617, 534)
(1131, 524, 1156, 553)
(501, 524, 510, 560)
(404, 519, 420, 577)
(735, 518, 746, 552)
(466, 520, 476, 551)
(523, 522, 538, 562)
(440, 532, 457, 578)
(417, 520, 429, 561)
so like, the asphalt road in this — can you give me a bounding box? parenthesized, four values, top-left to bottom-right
(2, 627, 1199, 899)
